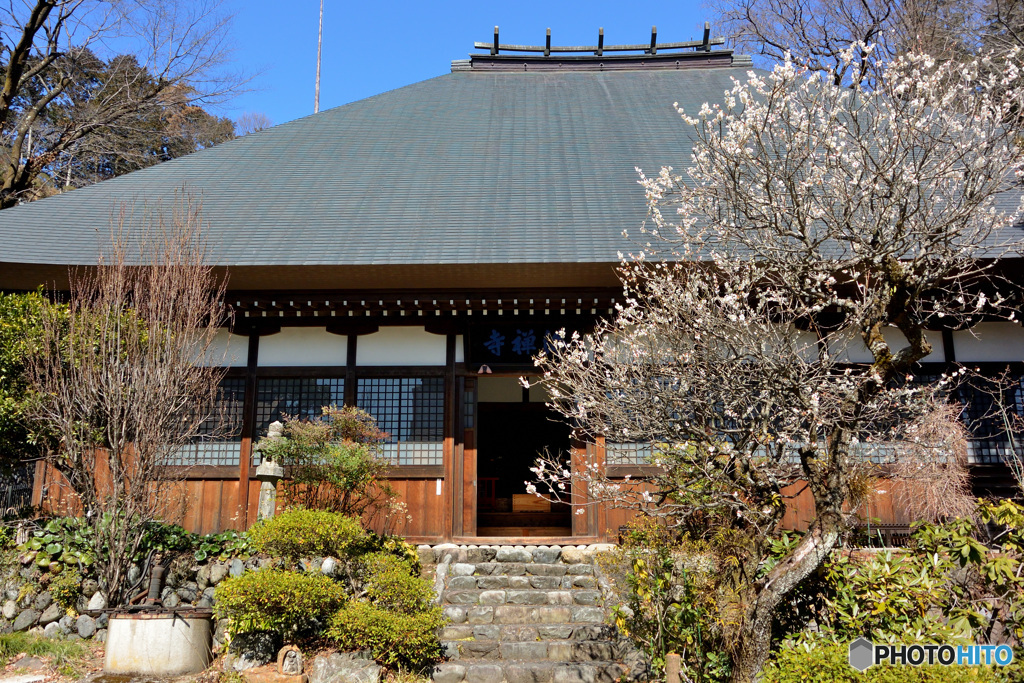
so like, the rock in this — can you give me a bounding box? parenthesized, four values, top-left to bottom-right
(161, 586, 173, 600)
(278, 645, 303, 675)
(229, 559, 245, 577)
(127, 565, 142, 586)
(13, 609, 39, 631)
(197, 595, 214, 608)
(431, 663, 466, 683)
(3, 600, 17, 620)
(38, 603, 61, 625)
(183, 581, 199, 592)
(320, 557, 338, 577)
(58, 615, 74, 634)
(417, 545, 434, 566)
(197, 565, 211, 589)
(81, 579, 99, 598)
(163, 593, 180, 608)
(496, 547, 533, 563)
(176, 587, 197, 603)
(209, 563, 229, 585)
(76, 614, 96, 638)
(560, 548, 587, 564)
(95, 628, 106, 643)
(87, 592, 106, 610)
(96, 613, 108, 629)
(308, 652, 380, 683)
(17, 590, 34, 609)
(74, 596, 89, 613)
(32, 591, 52, 611)
(231, 631, 280, 671)
(42, 622, 61, 639)
(213, 619, 228, 649)
(17, 656, 46, 671)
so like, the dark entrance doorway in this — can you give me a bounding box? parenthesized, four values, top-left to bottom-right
(475, 377, 572, 536)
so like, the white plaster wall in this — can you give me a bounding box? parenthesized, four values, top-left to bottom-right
(257, 327, 347, 367)
(828, 328, 945, 363)
(356, 326, 447, 366)
(952, 322, 1024, 362)
(455, 335, 465, 363)
(478, 376, 523, 403)
(198, 329, 247, 367)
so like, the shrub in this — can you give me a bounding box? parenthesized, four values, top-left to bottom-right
(761, 641, 1009, 683)
(213, 569, 347, 638)
(357, 552, 435, 613)
(247, 508, 366, 563)
(18, 518, 96, 574)
(49, 569, 81, 611)
(327, 599, 445, 670)
(255, 406, 395, 516)
(604, 518, 728, 682)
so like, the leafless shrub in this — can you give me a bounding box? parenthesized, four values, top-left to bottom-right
(892, 400, 976, 523)
(25, 195, 228, 606)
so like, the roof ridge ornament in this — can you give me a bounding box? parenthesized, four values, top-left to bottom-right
(475, 23, 723, 57)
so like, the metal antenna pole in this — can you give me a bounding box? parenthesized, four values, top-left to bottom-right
(314, 0, 324, 113)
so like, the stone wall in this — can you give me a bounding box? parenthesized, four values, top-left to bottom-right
(0, 554, 271, 647)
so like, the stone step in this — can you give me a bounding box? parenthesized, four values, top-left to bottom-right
(442, 605, 607, 626)
(431, 660, 628, 683)
(452, 562, 595, 577)
(422, 544, 615, 566)
(448, 575, 598, 591)
(442, 639, 625, 662)
(442, 623, 617, 642)
(443, 589, 603, 607)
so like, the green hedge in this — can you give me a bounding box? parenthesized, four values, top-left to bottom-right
(358, 552, 435, 613)
(327, 599, 445, 669)
(213, 568, 347, 637)
(247, 508, 366, 562)
(762, 642, 1016, 682)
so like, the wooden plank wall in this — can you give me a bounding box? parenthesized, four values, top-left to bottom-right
(35, 465, 910, 540)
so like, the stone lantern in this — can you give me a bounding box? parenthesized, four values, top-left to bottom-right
(255, 421, 285, 521)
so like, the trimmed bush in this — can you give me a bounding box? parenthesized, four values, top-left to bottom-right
(762, 642, 1011, 683)
(213, 569, 347, 638)
(358, 552, 435, 613)
(326, 599, 445, 669)
(247, 508, 366, 562)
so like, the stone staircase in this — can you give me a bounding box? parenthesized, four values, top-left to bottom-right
(418, 544, 648, 683)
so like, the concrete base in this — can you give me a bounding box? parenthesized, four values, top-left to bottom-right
(103, 613, 213, 676)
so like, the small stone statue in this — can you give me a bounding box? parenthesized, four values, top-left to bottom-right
(278, 645, 303, 675)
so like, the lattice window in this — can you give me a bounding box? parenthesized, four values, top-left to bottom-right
(357, 377, 444, 466)
(170, 377, 246, 466)
(606, 442, 653, 466)
(254, 377, 346, 437)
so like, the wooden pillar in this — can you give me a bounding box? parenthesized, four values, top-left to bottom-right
(238, 332, 260, 529)
(595, 437, 608, 541)
(461, 377, 477, 537)
(570, 438, 590, 537)
(345, 335, 357, 407)
(443, 335, 456, 540)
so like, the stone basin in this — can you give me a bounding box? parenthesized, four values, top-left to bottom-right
(103, 612, 213, 676)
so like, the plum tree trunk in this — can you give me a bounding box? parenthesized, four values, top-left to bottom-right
(728, 511, 844, 683)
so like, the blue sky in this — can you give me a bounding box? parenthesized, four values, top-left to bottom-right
(221, 1, 712, 125)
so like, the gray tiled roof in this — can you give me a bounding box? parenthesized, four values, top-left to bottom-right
(0, 65, 754, 267)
